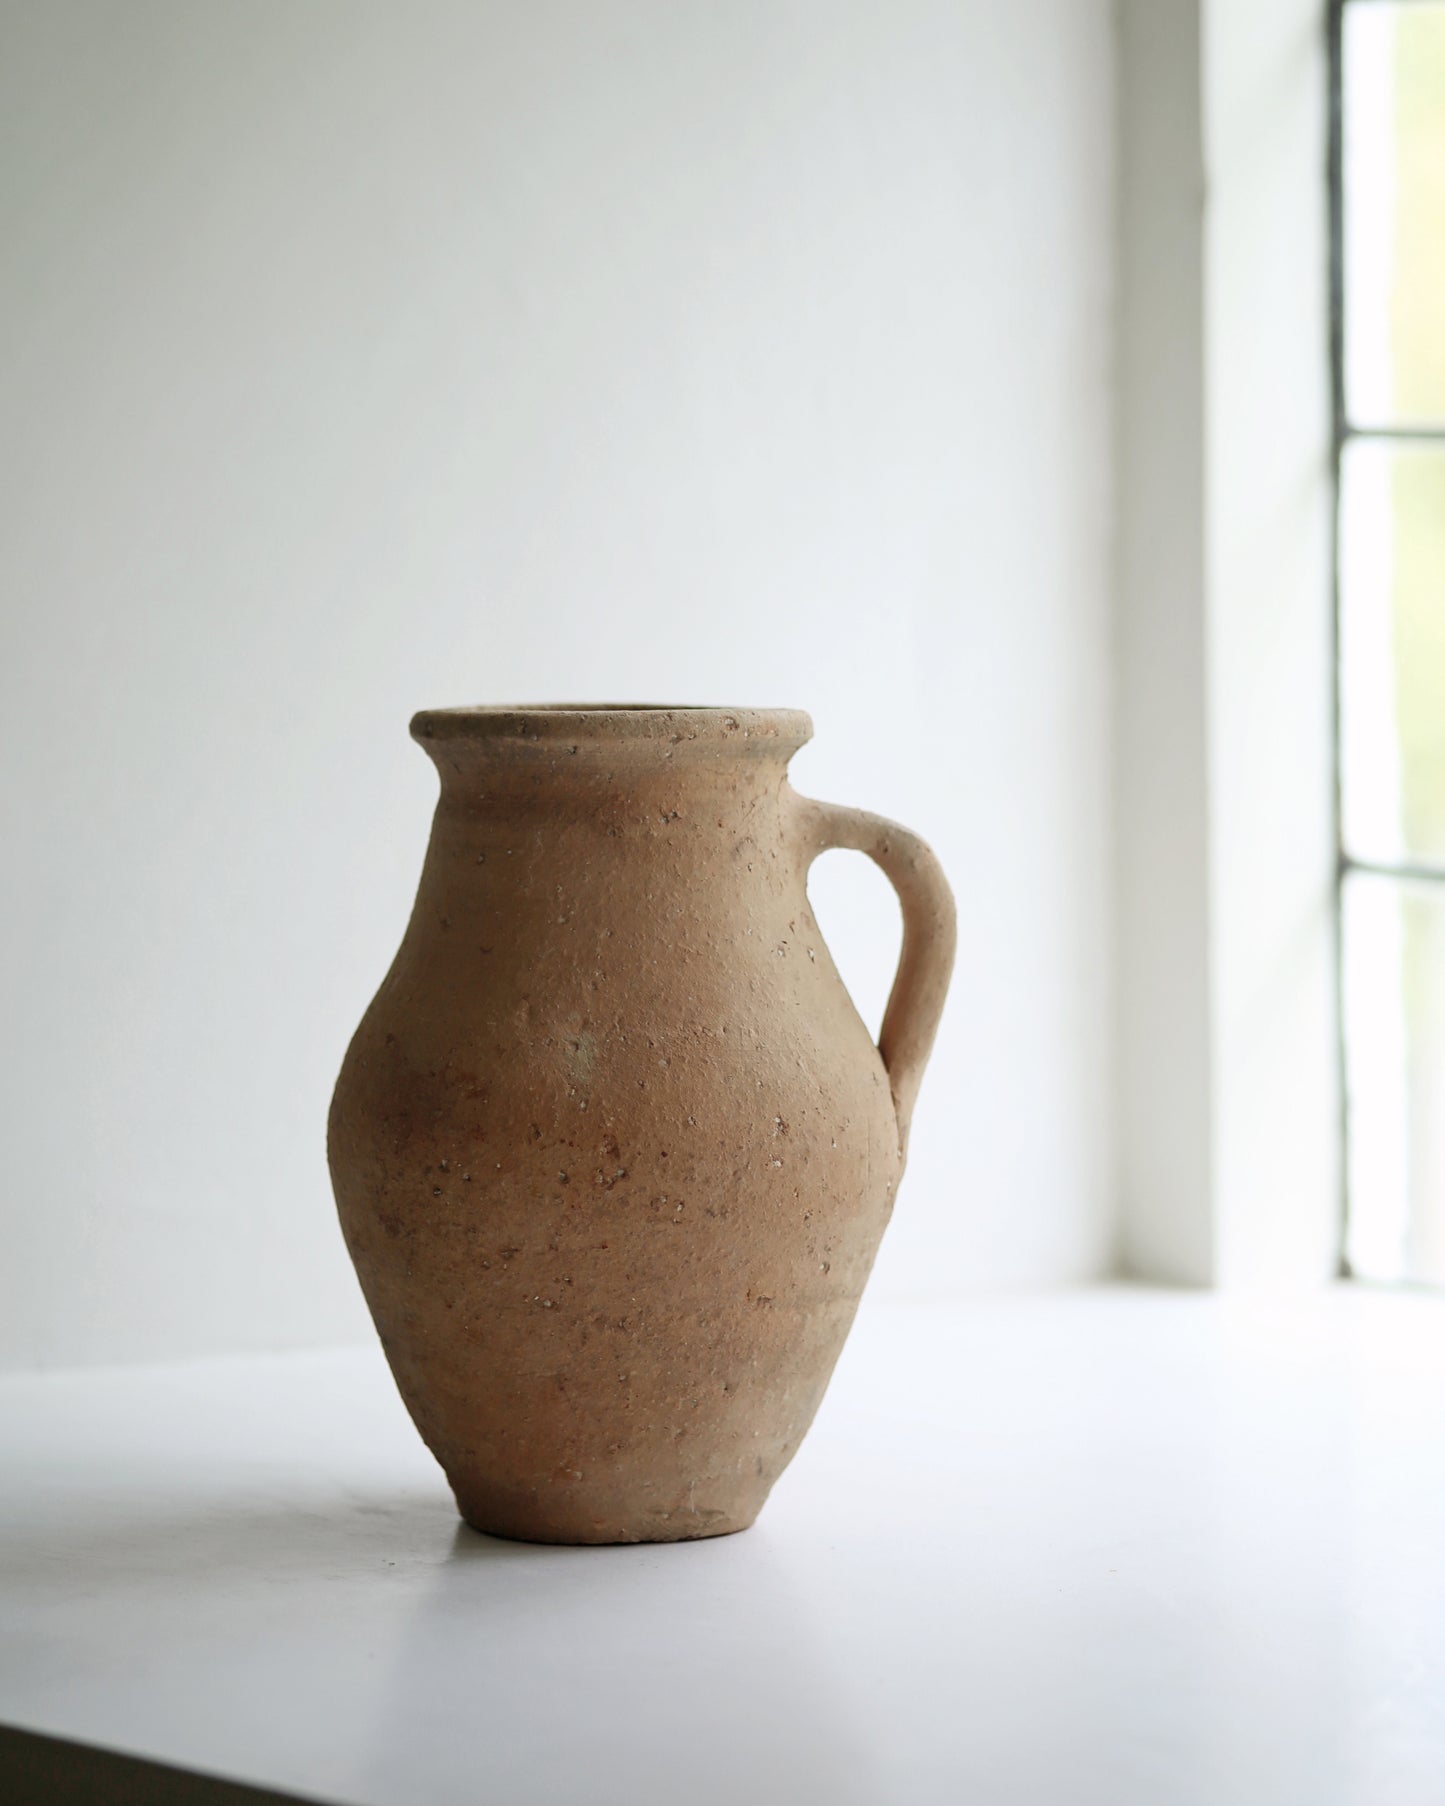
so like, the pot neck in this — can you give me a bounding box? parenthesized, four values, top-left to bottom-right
(411, 705, 812, 802)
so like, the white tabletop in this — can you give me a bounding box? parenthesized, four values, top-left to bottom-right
(3, 1286, 1445, 1805)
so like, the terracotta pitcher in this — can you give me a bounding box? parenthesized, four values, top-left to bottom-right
(329, 706, 955, 1543)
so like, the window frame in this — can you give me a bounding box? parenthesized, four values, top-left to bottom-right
(1116, 0, 1339, 1289)
(1327, 0, 1445, 1278)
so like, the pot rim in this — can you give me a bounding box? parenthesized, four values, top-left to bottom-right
(410, 704, 814, 747)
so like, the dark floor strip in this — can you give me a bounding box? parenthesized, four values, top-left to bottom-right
(0, 1723, 333, 1806)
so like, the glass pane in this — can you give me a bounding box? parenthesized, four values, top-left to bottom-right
(1339, 438, 1445, 867)
(1344, 871, 1445, 1283)
(1343, 0, 1445, 427)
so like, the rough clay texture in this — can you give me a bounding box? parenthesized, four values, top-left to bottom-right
(329, 707, 956, 1544)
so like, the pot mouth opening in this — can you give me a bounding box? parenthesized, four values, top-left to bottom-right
(411, 704, 813, 751)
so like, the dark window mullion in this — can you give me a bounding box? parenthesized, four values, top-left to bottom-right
(1343, 424, 1445, 442)
(1328, 0, 1350, 1274)
(1342, 856, 1445, 885)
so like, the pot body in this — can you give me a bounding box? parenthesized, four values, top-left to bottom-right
(329, 707, 953, 1543)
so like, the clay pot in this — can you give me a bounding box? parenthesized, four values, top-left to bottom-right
(329, 706, 955, 1543)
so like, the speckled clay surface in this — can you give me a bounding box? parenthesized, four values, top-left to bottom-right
(328, 706, 955, 1544)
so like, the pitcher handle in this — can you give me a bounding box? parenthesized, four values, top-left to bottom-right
(791, 792, 957, 1159)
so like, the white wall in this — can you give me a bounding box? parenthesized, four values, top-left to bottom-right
(0, 0, 1114, 1368)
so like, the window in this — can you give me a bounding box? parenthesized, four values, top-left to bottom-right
(1332, 0, 1445, 1280)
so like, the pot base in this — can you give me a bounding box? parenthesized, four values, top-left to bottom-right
(453, 1494, 759, 1547)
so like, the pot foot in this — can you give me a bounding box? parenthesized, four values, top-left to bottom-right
(453, 1498, 759, 1547)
